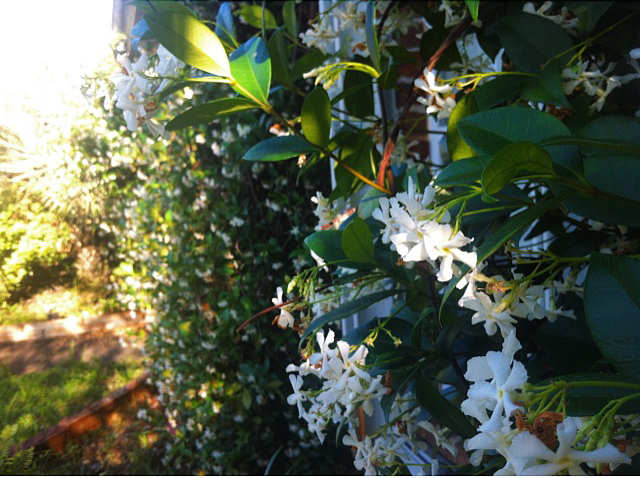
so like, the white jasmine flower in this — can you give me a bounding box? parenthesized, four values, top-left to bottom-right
(461, 330, 527, 432)
(509, 417, 631, 475)
(460, 290, 518, 338)
(272, 286, 294, 329)
(287, 374, 307, 418)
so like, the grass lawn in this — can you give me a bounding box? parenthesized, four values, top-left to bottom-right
(0, 283, 114, 326)
(0, 357, 145, 444)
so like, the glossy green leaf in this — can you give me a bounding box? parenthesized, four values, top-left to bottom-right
(132, 0, 196, 16)
(304, 230, 347, 263)
(301, 289, 400, 342)
(434, 156, 491, 187)
(521, 59, 573, 109)
(474, 75, 534, 110)
(243, 136, 318, 162)
(283, 1, 297, 39)
(214, 2, 236, 48)
(365, 1, 381, 72)
(439, 194, 567, 317)
(357, 187, 387, 219)
(447, 93, 479, 160)
(301, 87, 332, 147)
(145, 12, 230, 77)
(497, 14, 574, 73)
(267, 29, 291, 86)
(342, 218, 375, 264)
(416, 371, 476, 439)
(229, 36, 271, 104)
(166, 98, 258, 130)
(481, 141, 554, 195)
(458, 107, 571, 156)
(464, 0, 480, 22)
(541, 136, 640, 155)
(585, 253, 640, 380)
(237, 4, 277, 30)
(565, 1, 613, 33)
(342, 69, 375, 118)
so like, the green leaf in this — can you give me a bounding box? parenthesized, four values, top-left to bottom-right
(497, 14, 574, 73)
(283, 0, 297, 40)
(585, 253, 640, 380)
(365, 1, 381, 72)
(481, 141, 555, 195)
(267, 29, 291, 86)
(447, 93, 479, 161)
(301, 87, 332, 147)
(464, 0, 480, 22)
(229, 36, 271, 105)
(416, 371, 476, 439)
(439, 194, 567, 317)
(474, 75, 534, 110)
(458, 106, 571, 156)
(342, 218, 375, 264)
(540, 136, 640, 155)
(237, 4, 277, 30)
(243, 136, 318, 162)
(357, 187, 387, 219)
(565, 1, 613, 33)
(434, 156, 492, 187)
(214, 2, 236, 47)
(342, 69, 375, 118)
(145, 12, 230, 77)
(304, 230, 347, 264)
(300, 289, 399, 342)
(521, 59, 573, 109)
(166, 98, 258, 131)
(131, 0, 196, 16)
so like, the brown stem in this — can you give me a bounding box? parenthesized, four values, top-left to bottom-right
(236, 284, 331, 332)
(375, 13, 472, 190)
(375, 0, 397, 147)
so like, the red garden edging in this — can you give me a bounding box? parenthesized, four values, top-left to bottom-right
(11, 370, 157, 455)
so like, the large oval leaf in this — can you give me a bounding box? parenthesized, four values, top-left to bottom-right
(341, 217, 375, 264)
(434, 155, 491, 187)
(481, 141, 554, 195)
(214, 2, 236, 48)
(145, 12, 230, 77)
(237, 4, 278, 30)
(166, 97, 258, 131)
(497, 13, 574, 73)
(243, 136, 318, 162)
(457, 106, 571, 156)
(447, 93, 479, 161)
(229, 37, 271, 105)
(301, 87, 332, 147)
(584, 253, 640, 380)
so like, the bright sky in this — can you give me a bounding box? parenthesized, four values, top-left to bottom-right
(0, 0, 115, 146)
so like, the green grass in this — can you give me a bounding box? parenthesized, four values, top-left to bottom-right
(0, 358, 145, 444)
(0, 283, 113, 326)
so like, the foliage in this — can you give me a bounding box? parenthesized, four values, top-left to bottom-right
(0, 198, 75, 303)
(107, 0, 640, 475)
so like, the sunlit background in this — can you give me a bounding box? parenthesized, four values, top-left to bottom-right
(0, 0, 115, 149)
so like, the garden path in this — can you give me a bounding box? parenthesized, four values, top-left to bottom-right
(0, 330, 144, 374)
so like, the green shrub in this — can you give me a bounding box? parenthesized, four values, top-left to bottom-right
(0, 199, 75, 303)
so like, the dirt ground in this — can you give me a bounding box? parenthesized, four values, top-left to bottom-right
(0, 331, 144, 374)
